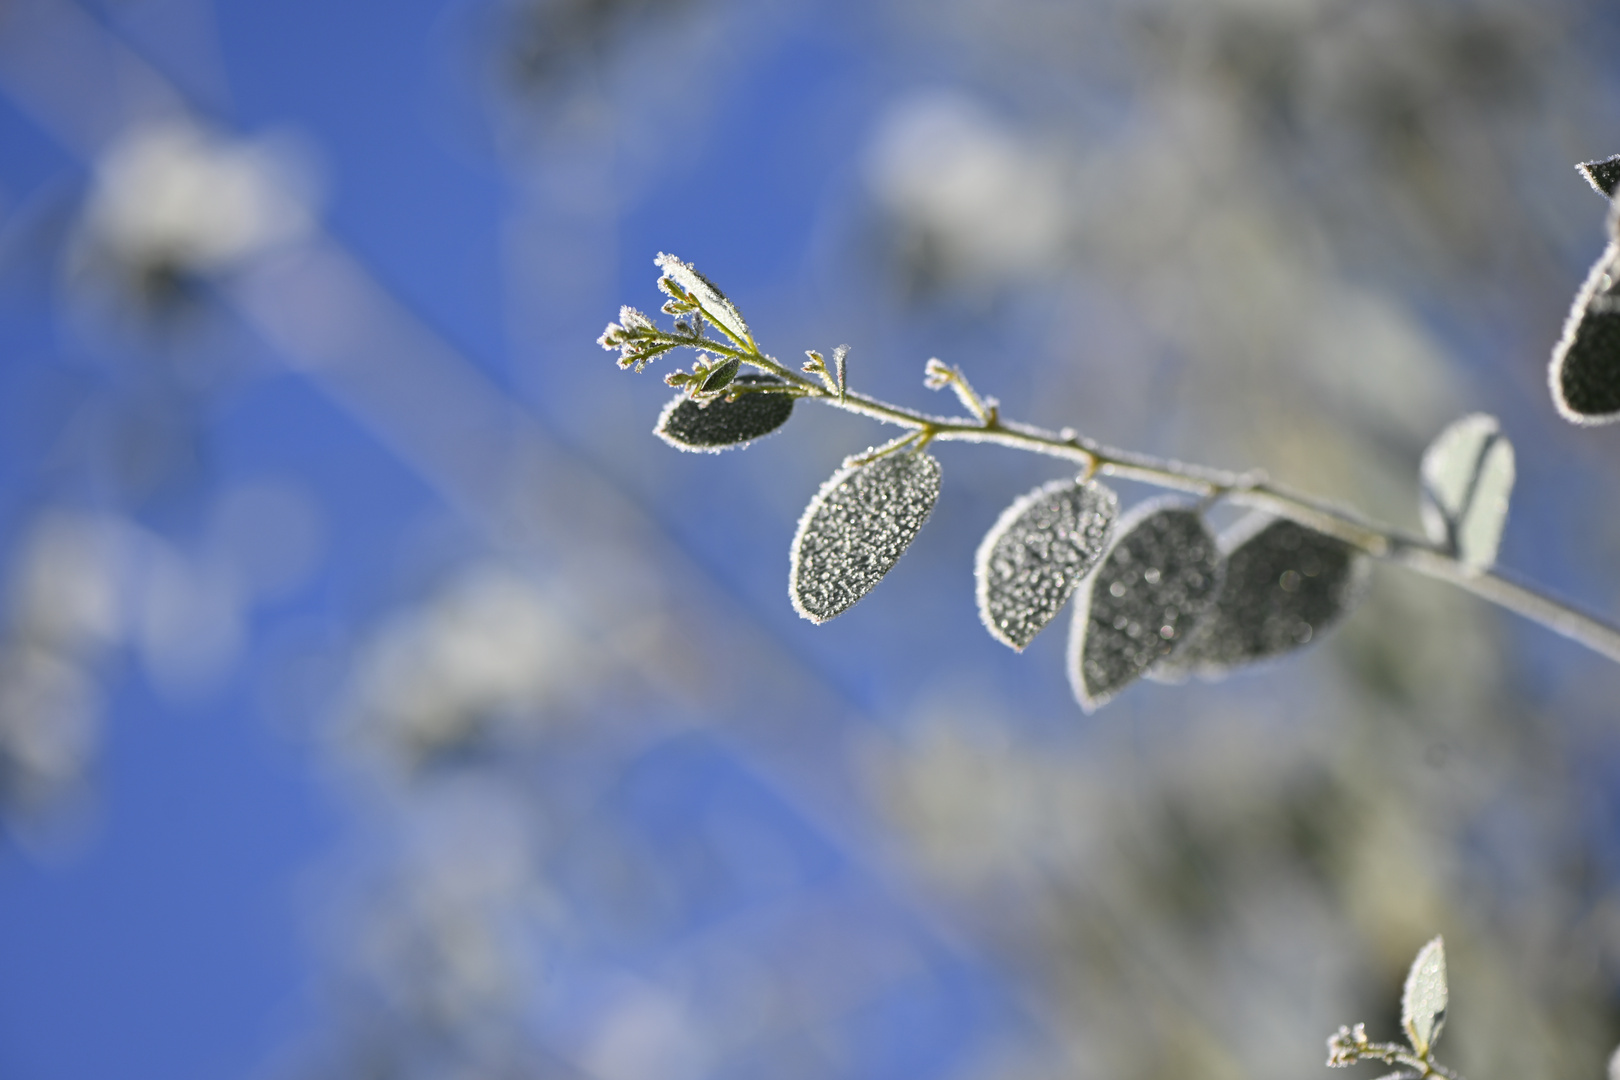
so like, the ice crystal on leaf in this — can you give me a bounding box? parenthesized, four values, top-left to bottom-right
(1067, 502, 1220, 711)
(975, 478, 1118, 650)
(655, 253, 752, 348)
(1156, 515, 1366, 681)
(1579, 154, 1620, 199)
(1420, 413, 1514, 571)
(790, 450, 942, 623)
(654, 375, 795, 452)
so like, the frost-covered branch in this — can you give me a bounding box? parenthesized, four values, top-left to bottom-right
(602, 245, 1620, 711)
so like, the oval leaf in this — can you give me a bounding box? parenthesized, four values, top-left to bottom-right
(1154, 515, 1367, 681)
(975, 478, 1118, 651)
(1066, 501, 1221, 711)
(791, 450, 942, 623)
(1550, 238, 1620, 424)
(655, 252, 752, 346)
(1402, 936, 1448, 1058)
(1420, 413, 1514, 571)
(655, 375, 795, 452)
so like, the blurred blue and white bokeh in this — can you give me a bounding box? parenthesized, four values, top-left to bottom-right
(5, 2, 1620, 1079)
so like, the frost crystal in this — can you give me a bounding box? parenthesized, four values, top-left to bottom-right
(1401, 936, 1448, 1058)
(791, 451, 942, 623)
(1550, 234, 1620, 423)
(655, 375, 795, 452)
(1420, 413, 1514, 571)
(1579, 154, 1620, 199)
(1157, 515, 1366, 680)
(975, 478, 1117, 651)
(655, 253, 752, 347)
(1067, 502, 1220, 711)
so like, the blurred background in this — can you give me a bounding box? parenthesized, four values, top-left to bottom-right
(5, 1, 1620, 1078)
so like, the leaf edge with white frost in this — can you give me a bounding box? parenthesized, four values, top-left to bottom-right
(1549, 234, 1620, 425)
(974, 477, 1119, 651)
(655, 252, 752, 348)
(789, 449, 943, 624)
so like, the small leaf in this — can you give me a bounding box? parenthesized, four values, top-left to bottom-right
(975, 478, 1118, 650)
(791, 450, 942, 623)
(655, 252, 752, 347)
(700, 355, 742, 393)
(1154, 515, 1367, 681)
(1579, 155, 1620, 199)
(1401, 936, 1448, 1058)
(1066, 501, 1221, 711)
(1551, 238, 1620, 424)
(655, 375, 794, 452)
(1420, 413, 1514, 571)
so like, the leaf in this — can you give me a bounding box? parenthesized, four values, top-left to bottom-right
(655, 375, 794, 452)
(1420, 413, 1514, 571)
(1154, 515, 1367, 681)
(1401, 936, 1448, 1058)
(975, 478, 1118, 650)
(791, 450, 942, 623)
(699, 355, 742, 393)
(1066, 501, 1221, 711)
(1579, 155, 1620, 199)
(1550, 237, 1620, 424)
(655, 252, 752, 347)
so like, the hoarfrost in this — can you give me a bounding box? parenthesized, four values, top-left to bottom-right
(1156, 515, 1367, 680)
(654, 253, 752, 347)
(1401, 936, 1448, 1057)
(791, 451, 942, 623)
(975, 478, 1117, 650)
(655, 376, 795, 452)
(1420, 413, 1514, 571)
(1550, 230, 1620, 423)
(1579, 155, 1620, 199)
(1066, 502, 1220, 711)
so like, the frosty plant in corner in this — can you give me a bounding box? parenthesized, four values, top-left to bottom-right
(1326, 937, 1459, 1080)
(602, 165, 1620, 709)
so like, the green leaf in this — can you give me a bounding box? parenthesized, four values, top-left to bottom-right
(791, 450, 942, 623)
(1420, 413, 1514, 571)
(975, 478, 1118, 651)
(1401, 936, 1448, 1058)
(654, 375, 795, 452)
(1067, 501, 1221, 711)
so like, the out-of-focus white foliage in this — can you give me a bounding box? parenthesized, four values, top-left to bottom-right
(1401, 936, 1447, 1057)
(790, 450, 942, 623)
(78, 118, 314, 277)
(340, 564, 594, 772)
(975, 478, 1117, 651)
(1420, 414, 1514, 571)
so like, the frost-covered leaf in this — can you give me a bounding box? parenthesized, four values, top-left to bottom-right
(975, 478, 1118, 651)
(1420, 413, 1514, 571)
(1401, 936, 1448, 1058)
(655, 252, 752, 347)
(791, 450, 942, 623)
(1551, 237, 1620, 424)
(700, 355, 742, 393)
(1066, 502, 1221, 711)
(1580, 155, 1620, 199)
(655, 375, 794, 452)
(1155, 515, 1367, 680)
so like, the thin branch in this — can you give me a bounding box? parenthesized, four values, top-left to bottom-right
(637, 328, 1620, 667)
